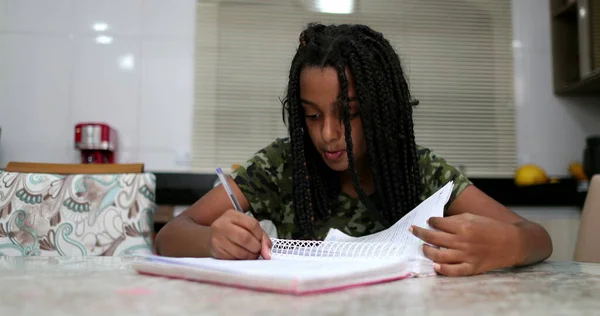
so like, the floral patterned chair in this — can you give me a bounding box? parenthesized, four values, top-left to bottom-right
(0, 163, 156, 256)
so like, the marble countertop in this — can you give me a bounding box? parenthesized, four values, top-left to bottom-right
(2, 256, 600, 315)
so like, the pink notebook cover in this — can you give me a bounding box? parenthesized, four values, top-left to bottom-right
(132, 258, 418, 295)
(136, 268, 414, 295)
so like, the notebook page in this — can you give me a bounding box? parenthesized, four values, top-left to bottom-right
(271, 181, 454, 260)
(326, 180, 454, 245)
(146, 255, 399, 279)
(270, 239, 408, 259)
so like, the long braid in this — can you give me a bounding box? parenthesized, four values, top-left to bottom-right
(354, 26, 421, 220)
(307, 138, 336, 219)
(335, 63, 377, 212)
(343, 41, 398, 221)
(368, 49, 406, 222)
(284, 31, 341, 239)
(282, 23, 423, 237)
(359, 29, 422, 211)
(344, 46, 387, 213)
(286, 57, 314, 238)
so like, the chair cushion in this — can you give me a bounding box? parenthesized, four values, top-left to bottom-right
(0, 172, 156, 256)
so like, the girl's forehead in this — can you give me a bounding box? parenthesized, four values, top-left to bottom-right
(299, 67, 356, 90)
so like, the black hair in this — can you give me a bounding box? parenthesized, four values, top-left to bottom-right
(281, 22, 422, 239)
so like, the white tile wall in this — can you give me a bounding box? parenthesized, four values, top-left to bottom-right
(3, 0, 74, 34)
(0, 0, 195, 170)
(74, 0, 142, 37)
(70, 36, 141, 152)
(0, 1, 6, 31)
(0, 33, 73, 163)
(138, 38, 194, 170)
(142, 0, 195, 39)
(0, 0, 599, 176)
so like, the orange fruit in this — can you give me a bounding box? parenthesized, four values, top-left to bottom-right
(514, 164, 549, 186)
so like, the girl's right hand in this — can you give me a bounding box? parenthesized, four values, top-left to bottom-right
(208, 209, 272, 260)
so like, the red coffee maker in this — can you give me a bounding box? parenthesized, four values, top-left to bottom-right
(74, 123, 117, 164)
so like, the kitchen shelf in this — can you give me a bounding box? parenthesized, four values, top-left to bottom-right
(556, 68, 600, 94)
(553, 1, 577, 18)
(550, 0, 600, 95)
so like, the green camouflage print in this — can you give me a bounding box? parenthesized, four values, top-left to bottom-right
(231, 137, 472, 240)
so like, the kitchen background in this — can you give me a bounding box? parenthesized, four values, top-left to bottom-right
(1, 0, 600, 260)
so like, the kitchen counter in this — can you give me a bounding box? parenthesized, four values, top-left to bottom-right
(2, 256, 600, 315)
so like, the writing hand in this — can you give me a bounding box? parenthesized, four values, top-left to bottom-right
(208, 209, 272, 260)
(410, 213, 522, 276)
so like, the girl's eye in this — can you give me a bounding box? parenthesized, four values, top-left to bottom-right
(305, 114, 321, 120)
(350, 111, 360, 119)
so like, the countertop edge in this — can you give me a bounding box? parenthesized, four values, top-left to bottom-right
(152, 172, 588, 208)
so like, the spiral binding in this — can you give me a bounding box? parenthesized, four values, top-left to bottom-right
(270, 238, 408, 259)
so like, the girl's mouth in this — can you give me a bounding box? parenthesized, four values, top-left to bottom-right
(324, 150, 345, 161)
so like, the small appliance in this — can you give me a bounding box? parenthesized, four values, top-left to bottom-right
(74, 123, 117, 164)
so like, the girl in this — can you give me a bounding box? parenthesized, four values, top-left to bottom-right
(156, 23, 552, 276)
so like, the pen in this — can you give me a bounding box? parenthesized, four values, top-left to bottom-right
(216, 167, 243, 212)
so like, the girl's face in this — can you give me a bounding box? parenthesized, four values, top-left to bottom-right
(299, 66, 367, 173)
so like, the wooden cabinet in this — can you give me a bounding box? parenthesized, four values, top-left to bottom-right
(550, 0, 600, 94)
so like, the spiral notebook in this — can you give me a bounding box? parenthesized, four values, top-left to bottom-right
(133, 181, 454, 295)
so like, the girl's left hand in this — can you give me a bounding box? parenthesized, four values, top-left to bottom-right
(410, 212, 523, 277)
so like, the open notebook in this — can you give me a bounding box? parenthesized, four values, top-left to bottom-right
(132, 181, 454, 295)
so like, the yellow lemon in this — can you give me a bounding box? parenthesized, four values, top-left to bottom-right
(514, 164, 549, 186)
(568, 162, 588, 181)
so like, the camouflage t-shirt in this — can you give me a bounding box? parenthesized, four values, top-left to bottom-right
(231, 137, 472, 240)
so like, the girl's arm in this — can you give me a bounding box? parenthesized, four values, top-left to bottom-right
(155, 176, 271, 259)
(446, 185, 553, 266)
(410, 185, 553, 276)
